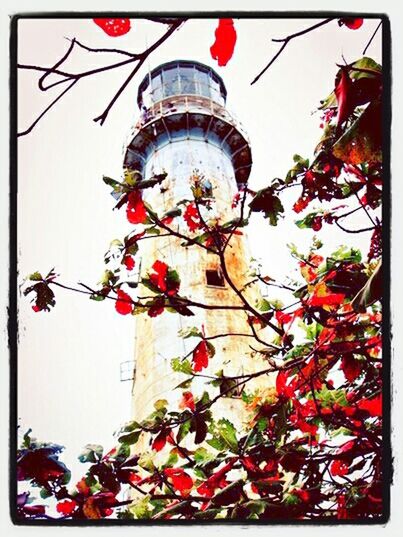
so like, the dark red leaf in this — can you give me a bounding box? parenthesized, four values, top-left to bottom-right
(210, 19, 237, 67)
(152, 431, 167, 452)
(23, 505, 46, 516)
(147, 297, 165, 318)
(93, 19, 131, 37)
(335, 68, 355, 127)
(341, 354, 363, 382)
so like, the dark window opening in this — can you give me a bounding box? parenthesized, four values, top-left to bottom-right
(206, 269, 225, 287)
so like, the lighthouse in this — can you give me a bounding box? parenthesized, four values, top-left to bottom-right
(123, 60, 272, 427)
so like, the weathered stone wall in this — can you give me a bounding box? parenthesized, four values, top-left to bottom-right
(131, 138, 274, 428)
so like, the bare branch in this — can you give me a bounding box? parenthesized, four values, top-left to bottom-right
(251, 18, 333, 85)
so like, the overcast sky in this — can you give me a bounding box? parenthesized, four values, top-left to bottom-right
(17, 16, 382, 482)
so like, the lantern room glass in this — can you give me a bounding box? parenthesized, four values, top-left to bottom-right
(139, 63, 226, 107)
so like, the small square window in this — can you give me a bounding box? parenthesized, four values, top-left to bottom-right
(206, 269, 225, 287)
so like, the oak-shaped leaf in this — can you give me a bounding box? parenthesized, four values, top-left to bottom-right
(249, 187, 284, 226)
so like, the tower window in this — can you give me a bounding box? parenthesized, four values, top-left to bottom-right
(206, 269, 225, 287)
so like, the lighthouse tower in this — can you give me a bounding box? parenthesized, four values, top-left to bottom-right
(123, 60, 271, 426)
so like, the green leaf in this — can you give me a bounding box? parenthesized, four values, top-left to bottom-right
(177, 418, 192, 443)
(129, 494, 152, 519)
(193, 447, 216, 467)
(171, 357, 193, 375)
(28, 272, 42, 281)
(175, 378, 193, 390)
(78, 444, 103, 463)
(103, 175, 122, 188)
(39, 487, 52, 499)
(214, 418, 238, 453)
(154, 399, 168, 411)
(118, 430, 141, 445)
(178, 326, 203, 339)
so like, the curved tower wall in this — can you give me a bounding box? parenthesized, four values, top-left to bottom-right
(125, 62, 274, 427)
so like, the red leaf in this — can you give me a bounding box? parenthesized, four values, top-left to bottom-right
(275, 310, 293, 326)
(197, 459, 237, 497)
(192, 341, 209, 372)
(149, 260, 168, 292)
(93, 18, 131, 37)
(147, 297, 165, 318)
(164, 468, 194, 497)
(275, 370, 297, 399)
(56, 499, 77, 516)
(341, 354, 362, 382)
(123, 255, 135, 271)
(152, 431, 167, 452)
(293, 196, 311, 213)
(330, 459, 349, 476)
(339, 18, 364, 30)
(179, 391, 195, 412)
(337, 494, 348, 519)
(115, 289, 133, 315)
(210, 19, 237, 67)
(308, 291, 345, 307)
(335, 68, 354, 127)
(24, 505, 46, 516)
(183, 202, 201, 232)
(357, 394, 382, 416)
(126, 191, 147, 224)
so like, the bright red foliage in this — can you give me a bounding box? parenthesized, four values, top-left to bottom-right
(339, 18, 364, 30)
(210, 19, 237, 67)
(149, 260, 168, 292)
(56, 499, 77, 515)
(330, 459, 349, 477)
(357, 394, 382, 416)
(123, 255, 135, 270)
(164, 468, 193, 497)
(93, 19, 131, 37)
(183, 202, 202, 232)
(126, 191, 147, 225)
(192, 341, 209, 372)
(115, 289, 133, 315)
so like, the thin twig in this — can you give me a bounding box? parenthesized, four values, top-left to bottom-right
(363, 20, 383, 55)
(251, 18, 333, 85)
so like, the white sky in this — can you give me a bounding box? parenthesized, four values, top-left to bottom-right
(16, 17, 382, 484)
